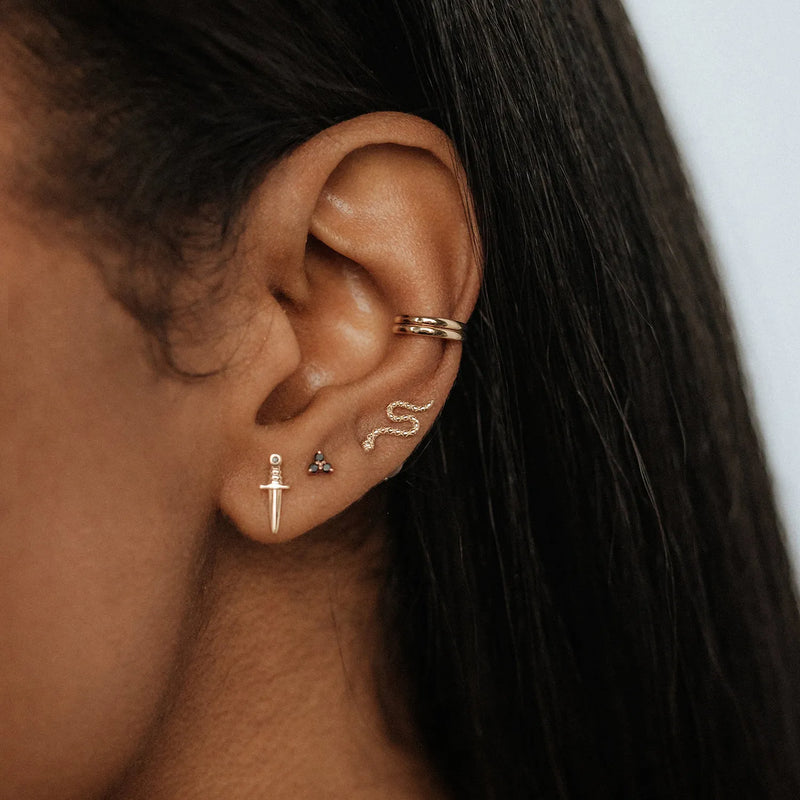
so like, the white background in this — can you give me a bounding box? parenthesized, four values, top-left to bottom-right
(622, 1, 800, 572)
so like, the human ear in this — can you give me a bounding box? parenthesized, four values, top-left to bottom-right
(217, 112, 481, 542)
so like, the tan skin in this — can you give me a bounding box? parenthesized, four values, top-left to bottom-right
(0, 110, 481, 799)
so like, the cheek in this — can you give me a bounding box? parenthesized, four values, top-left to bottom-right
(0, 451, 208, 800)
(0, 246, 216, 798)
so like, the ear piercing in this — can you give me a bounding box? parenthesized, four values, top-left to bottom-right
(259, 454, 290, 535)
(384, 461, 405, 481)
(308, 451, 334, 474)
(361, 400, 434, 452)
(393, 315, 466, 342)
(260, 397, 437, 531)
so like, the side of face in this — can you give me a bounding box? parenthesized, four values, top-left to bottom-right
(0, 94, 480, 795)
(0, 206, 238, 796)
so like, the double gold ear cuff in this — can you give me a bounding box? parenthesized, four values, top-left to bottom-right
(393, 315, 466, 342)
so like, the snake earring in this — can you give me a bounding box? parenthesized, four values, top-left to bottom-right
(361, 400, 434, 453)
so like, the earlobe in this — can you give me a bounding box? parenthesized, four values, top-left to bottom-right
(217, 112, 481, 544)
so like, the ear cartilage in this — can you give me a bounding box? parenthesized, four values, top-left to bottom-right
(259, 453, 290, 535)
(392, 315, 466, 342)
(308, 451, 334, 475)
(361, 400, 434, 453)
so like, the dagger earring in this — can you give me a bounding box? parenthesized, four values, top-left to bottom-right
(259, 453, 290, 535)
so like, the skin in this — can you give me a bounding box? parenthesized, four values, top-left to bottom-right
(0, 105, 481, 799)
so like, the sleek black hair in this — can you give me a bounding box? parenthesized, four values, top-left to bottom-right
(7, 1, 800, 797)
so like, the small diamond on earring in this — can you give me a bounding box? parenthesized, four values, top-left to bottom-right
(308, 451, 334, 474)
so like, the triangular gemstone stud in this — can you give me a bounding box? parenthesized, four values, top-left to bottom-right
(307, 451, 334, 475)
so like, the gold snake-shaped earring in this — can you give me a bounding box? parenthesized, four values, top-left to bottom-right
(361, 400, 434, 452)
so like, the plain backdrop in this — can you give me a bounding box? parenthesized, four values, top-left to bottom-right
(622, 1, 800, 571)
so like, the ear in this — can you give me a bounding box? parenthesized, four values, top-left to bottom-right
(217, 112, 481, 542)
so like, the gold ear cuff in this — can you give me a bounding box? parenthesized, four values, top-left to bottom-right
(392, 315, 466, 342)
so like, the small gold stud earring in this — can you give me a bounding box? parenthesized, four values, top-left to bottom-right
(392, 315, 466, 342)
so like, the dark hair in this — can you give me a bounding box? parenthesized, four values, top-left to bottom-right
(7, 1, 800, 797)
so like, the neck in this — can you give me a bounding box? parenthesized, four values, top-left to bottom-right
(111, 500, 444, 800)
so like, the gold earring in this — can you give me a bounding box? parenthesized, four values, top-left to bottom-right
(392, 315, 466, 342)
(361, 400, 434, 452)
(259, 454, 290, 535)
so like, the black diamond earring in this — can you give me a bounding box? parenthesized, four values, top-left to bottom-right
(308, 451, 334, 475)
